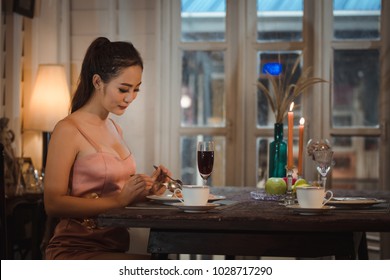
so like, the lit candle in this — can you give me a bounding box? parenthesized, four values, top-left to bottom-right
(298, 117, 305, 177)
(287, 102, 294, 170)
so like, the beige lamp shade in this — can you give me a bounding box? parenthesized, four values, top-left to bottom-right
(24, 64, 70, 131)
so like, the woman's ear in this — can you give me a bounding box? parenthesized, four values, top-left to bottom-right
(92, 74, 103, 90)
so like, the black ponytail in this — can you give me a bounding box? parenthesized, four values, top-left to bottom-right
(71, 37, 143, 113)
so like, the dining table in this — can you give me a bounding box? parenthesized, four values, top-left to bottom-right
(97, 186, 390, 260)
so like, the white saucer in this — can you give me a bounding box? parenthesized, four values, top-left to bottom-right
(327, 197, 386, 208)
(172, 202, 220, 213)
(147, 194, 226, 203)
(286, 204, 335, 215)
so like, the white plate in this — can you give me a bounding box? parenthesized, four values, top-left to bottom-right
(327, 197, 386, 208)
(172, 202, 220, 213)
(286, 204, 335, 215)
(147, 194, 226, 203)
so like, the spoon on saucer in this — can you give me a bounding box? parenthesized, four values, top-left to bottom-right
(153, 165, 183, 191)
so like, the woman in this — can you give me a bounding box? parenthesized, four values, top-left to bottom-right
(44, 37, 169, 259)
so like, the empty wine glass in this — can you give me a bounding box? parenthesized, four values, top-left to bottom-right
(313, 150, 334, 188)
(197, 141, 214, 186)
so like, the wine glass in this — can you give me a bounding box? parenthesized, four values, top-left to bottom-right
(197, 141, 215, 186)
(313, 150, 334, 188)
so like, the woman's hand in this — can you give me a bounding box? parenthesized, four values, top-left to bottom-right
(119, 165, 173, 206)
(118, 174, 154, 206)
(149, 165, 172, 195)
(149, 182, 167, 196)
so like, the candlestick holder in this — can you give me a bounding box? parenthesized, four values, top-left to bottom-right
(284, 167, 295, 205)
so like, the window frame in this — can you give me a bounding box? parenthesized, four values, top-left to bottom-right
(161, 0, 390, 191)
(163, 0, 242, 185)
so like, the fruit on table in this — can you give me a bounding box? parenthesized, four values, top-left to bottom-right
(292, 178, 309, 193)
(265, 177, 287, 195)
(294, 178, 308, 186)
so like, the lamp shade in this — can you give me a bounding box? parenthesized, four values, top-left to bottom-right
(24, 64, 70, 132)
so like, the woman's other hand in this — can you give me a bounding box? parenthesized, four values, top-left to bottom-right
(119, 174, 153, 206)
(149, 165, 172, 195)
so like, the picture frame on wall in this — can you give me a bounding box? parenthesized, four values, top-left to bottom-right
(13, 0, 35, 18)
(17, 157, 42, 193)
(17, 157, 34, 188)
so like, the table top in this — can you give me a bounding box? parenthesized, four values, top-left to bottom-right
(97, 186, 390, 233)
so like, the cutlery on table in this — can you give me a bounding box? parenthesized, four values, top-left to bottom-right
(153, 165, 183, 192)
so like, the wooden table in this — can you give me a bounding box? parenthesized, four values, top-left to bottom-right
(97, 187, 390, 259)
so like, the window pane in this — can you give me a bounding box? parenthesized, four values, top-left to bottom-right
(332, 49, 379, 127)
(331, 136, 379, 190)
(181, 50, 225, 127)
(180, 135, 225, 186)
(257, 138, 269, 187)
(257, 51, 303, 127)
(257, 0, 303, 41)
(333, 0, 381, 40)
(181, 0, 226, 42)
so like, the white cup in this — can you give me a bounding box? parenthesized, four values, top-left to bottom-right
(296, 186, 333, 209)
(173, 185, 210, 206)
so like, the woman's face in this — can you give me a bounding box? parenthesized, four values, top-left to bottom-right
(102, 65, 143, 115)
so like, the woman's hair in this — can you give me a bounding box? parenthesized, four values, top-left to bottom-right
(71, 37, 143, 113)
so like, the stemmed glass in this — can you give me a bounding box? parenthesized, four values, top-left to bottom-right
(313, 150, 334, 188)
(197, 141, 215, 186)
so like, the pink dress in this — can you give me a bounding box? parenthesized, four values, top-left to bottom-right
(45, 119, 136, 260)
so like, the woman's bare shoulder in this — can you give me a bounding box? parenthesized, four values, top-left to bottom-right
(51, 116, 80, 138)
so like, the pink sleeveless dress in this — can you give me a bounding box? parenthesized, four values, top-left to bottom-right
(45, 119, 136, 260)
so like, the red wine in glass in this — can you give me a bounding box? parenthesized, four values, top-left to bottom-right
(197, 141, 214, 186)
(198, 151, 214, 178)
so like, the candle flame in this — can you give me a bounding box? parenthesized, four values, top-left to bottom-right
(289, 102, 294, 111)
(300, 117, 305, 125)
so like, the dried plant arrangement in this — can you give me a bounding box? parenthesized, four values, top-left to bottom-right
(257, 54, 328, 123)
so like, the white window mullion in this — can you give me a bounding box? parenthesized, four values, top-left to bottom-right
(379, 0, 390, 192)
(225, 0, 243, 185)
(302, 0, 333, 182)
(167, 0, 182, 175)
(244, 0, 259, 186)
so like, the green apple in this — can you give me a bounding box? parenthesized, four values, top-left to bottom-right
(265, 177, 287, 195)
(292, 178, 310, 193)
(294, 178, 308, 186)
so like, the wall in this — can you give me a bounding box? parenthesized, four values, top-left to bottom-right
(1, 0, 24, 158)
(22, 0, 69, 170)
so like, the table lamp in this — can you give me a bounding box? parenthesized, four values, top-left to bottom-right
(24, 64, 70, 174)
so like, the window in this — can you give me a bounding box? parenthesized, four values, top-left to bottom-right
(181, 50, 225, 127)
(330, 0, 382, 189)
(175, 0, 230, 186)
(257, 0, 303, 41)
(163, 0, 388, 191)
(333, 0, 381, 40)
(181, 0, 226, 41)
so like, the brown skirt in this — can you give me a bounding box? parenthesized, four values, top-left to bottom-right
(45, 218, 130, 260)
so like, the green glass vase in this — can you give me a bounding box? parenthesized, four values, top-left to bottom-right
(268, 123, 287, 178)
